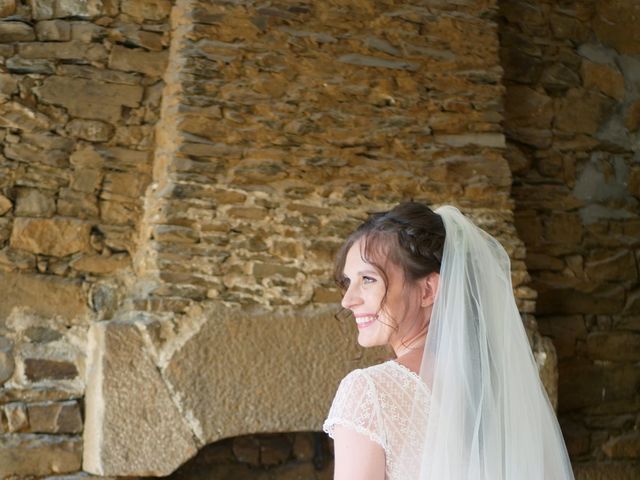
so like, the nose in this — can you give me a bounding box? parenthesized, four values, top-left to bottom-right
(341, 283, 362, 310)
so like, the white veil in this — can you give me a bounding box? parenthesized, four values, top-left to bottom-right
(418, 206, 574, 479)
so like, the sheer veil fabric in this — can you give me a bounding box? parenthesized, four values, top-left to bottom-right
(418, 206, 574, 479)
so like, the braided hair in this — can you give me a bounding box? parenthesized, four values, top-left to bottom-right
(334, 202, 445, 336)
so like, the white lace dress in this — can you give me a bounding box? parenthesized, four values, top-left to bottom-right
(323, 360, 431, 480)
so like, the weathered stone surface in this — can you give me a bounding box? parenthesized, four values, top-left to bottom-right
(71, 253, 130, 274)
(573, 461, 640, 480)
(83, 321, 198, 476)
(593, 0, 640, 54)
(0, 0, 16, 17)
(10, 217, 91, 257)
(586, 332, 640, 362)
(602, 432, 640, 459)
(0, 335, 14, 383)
(15, 188, 56, 217)
(4, 402, 28, 432)
(34, 76, 143, 122)
(55, 0, 104, 19)
(30, 0, 55, 20)
(27, 400, 83, 433)
(18, 41, 107, 62)
(0, 434, 82, 476)
(555, 88, 614, 134)
(108, 45, 168, 77)
(0, 194, 12, 215)
(0, 21, 35, 42)
(35, 19, 71, 41)
(0, 101, 52, 131)
(338, 53, 418, 71)
(25, 358, 79, 381)
(121, 0, 172, 21)
(66, 119, 115, 142)
(585, 250, 638, 283)
(5, 57, 55, 74)
(163, 304, 384, 447)
(582, 61, 625, 100)
(0, 272, 89, 321)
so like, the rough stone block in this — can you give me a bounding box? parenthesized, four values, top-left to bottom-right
(5, 57, 55, 74)
(0, 335, 14, 384)
(15, 188, 56, 217)
(57, 189, 100, 219)
(582, 61, 625, 101)
(35, 19, 72, 41)
(4, 402, 28, 432)
(555, 88, 615, 135)
(121, 0, 171, 21)
(10, 217, 91, 257)
(108, 45, 168, 77)
(30, 0, 55, 20)
(0, 21, 35, 42)
(27, 400, 83, 433)
(0, 101, 52, 132)
(35, 76, 143, 122)
(0, 0, 16, 17)
(593, 0, 640, 55)
(83, 321, 198, 476)
(71, 253, 130, 274)
(602, 432, 640, 459)
(55, 0, 104, 18)
(66, 119, 114, 142)
(24, 358, 79, 381)
(0, 194, 12, 215)
(0, 434, 82, 476)
(586, 332, 640, 362)
(18, 41, 107, 62)
(0, 272, 89, 321)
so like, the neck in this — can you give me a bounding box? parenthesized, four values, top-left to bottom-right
(391, 335, 426, 358)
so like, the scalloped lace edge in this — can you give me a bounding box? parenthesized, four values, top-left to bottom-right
(322, 418, 387, 451)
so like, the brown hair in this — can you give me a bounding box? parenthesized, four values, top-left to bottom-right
(334, 202, 446, 339)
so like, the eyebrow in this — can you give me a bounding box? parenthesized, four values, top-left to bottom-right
(342, 269, 379, 278)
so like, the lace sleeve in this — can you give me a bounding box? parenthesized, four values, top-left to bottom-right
(322, 369, 386, 450)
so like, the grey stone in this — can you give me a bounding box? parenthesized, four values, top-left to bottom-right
(35, 20, 71, 41)
(0, 21, 35, 42)
(6, 57, 55, 74)
(25, 326, 63, 343)
(577, 43, 618, 65)
(30, 0, 55, 20)
(55, 0, 104, 18)
(83, 321, 198, 476)
(15, 188, 56, 217)
(619, 54, 640, 99)
(364, 36, 401, 56)
(0, 335, 14, 384)
(5, 142, 68, 168)
(338, 53, 418, 71)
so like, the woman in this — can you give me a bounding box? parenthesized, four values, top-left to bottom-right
(323, 202, 574, 480)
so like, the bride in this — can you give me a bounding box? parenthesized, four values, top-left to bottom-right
(323, 202, 574, 480)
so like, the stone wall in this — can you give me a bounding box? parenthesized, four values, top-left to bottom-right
(0, 0, 566, 478)
(0, 0, 171, 476)
(499, 0, 640, 478)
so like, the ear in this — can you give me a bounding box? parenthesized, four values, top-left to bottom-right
(419, 272, 439, 308)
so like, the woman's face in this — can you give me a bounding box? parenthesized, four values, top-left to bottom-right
(341, 239, 424, 352)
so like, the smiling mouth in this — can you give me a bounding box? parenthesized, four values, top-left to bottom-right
(355, 315, 377, 329)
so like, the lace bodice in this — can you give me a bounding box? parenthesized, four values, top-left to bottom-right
(323, 360, 431, 480)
